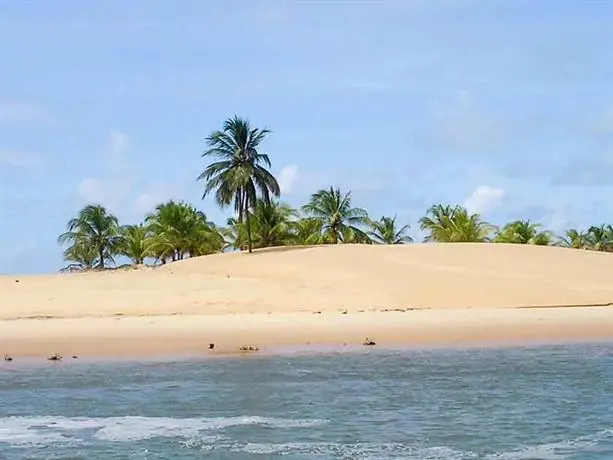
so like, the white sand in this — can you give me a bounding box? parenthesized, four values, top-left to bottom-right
(2, 243, 613, 357)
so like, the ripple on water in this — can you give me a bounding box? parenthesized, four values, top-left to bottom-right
(0, 344, 612, 459)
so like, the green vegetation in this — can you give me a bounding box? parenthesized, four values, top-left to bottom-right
(368, 216, 413, 245)
(419, 204, 494, 243)
(302, 187, 370, 244)
(197, 116, 280, 253)
(57, 116, 613, 271)
(493, 220, 554, 245)
(58, 204, 121, 270)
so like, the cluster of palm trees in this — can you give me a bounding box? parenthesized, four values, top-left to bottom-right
(417, 204, 613, 249)
(58, 201, 226, 271)
(57, 116, 613, 271)
(57, 190, 412, 270)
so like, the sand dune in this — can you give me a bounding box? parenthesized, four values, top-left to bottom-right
(2, 243, 613, 320)
(2, 244, 613, 357)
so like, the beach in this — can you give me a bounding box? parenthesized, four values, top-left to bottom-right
(2, 243, 613, 358)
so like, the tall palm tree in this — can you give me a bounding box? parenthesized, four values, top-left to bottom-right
(586, 224, 613, 252)
(146, 201, 224, 263)
(419, 204, 494, 242)
(119, 224, 154, 265)
(58, 204, 121, 269)
(302, 187, 370, 244)
(197, 116, 280, 253)
(494, 220, 553, 245)
(368, 216, 413, 244)
(558, 229, 591, 249)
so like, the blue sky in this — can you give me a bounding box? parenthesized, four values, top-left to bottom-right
(1, 0, 613, 274)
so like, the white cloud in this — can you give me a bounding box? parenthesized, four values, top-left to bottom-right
(544, 206, 570, 233)
(0, 149, 44, 168)
(108, 130, 130, 154)
(463, 185, 506, 215)
(74, 131, 133, 212)
(106, 130, 131, 172)
(77, 177, 130, 212)
(74, 132, 186, 220)
(278, 164, 299, 194)
(134, 181, 182, 216)
(0, 101, 50, 124)
(77, 178, 105, 203)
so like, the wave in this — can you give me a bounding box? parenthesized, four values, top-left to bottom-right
(228, 443, 472, 459)
(183, 429, 613, 459)
(0, 416, 611, 459)
(0, 415, 327, 445)
(483, 429, 613, 460)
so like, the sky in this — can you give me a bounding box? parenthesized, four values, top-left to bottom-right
(1, 0, 613, 274)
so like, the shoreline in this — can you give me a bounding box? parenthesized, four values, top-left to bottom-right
(2, 307, 612, 360)
(3, 339, 613, 370)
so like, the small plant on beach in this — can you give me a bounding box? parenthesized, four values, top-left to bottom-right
(368, 216, 413, 244)
(494, 220, 553, 245)
(197, 115, 280, 253)
(302, 187, 370, 244)
(58, 204, 121, 269)
(419, 204, 494, 242)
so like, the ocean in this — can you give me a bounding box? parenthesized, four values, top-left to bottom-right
(0, 343, 612, 459)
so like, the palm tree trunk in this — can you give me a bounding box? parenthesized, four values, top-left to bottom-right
(237, 192, 244, 223)
(241, 188, 253, 253)
(98, 249, 104, 269)
(245, 208, 253, 253)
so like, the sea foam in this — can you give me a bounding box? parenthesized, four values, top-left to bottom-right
(0, 415, 328, 445)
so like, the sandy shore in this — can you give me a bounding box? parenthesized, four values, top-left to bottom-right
(2, 244, 613, 358)
(1, 308, 613, 359)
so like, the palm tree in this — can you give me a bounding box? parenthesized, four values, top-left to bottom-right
(586, 224, 613, 252)
(58, 204, 121, 269)
(186, 220, 226, 257)
(291, 217, 325, 245)
(494, 220, 553, 245)
(146, 201, 224, 263)
(558, 229, 591, 249)
(250, 200, 297, 249)
(224, 200, 297, 250)
(197, 116, 280, 253)
(60, 241, 98, 272)
(419, 204, 494, 242)
(119, 224, 154, 265)
(368, 216, 413, 244)
(222, 217, 246, 251)
(302, 187, 370, 244)
(418, 204, 457, 242)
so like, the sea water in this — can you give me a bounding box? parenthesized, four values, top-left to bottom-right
(0, 343, 612, 459)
